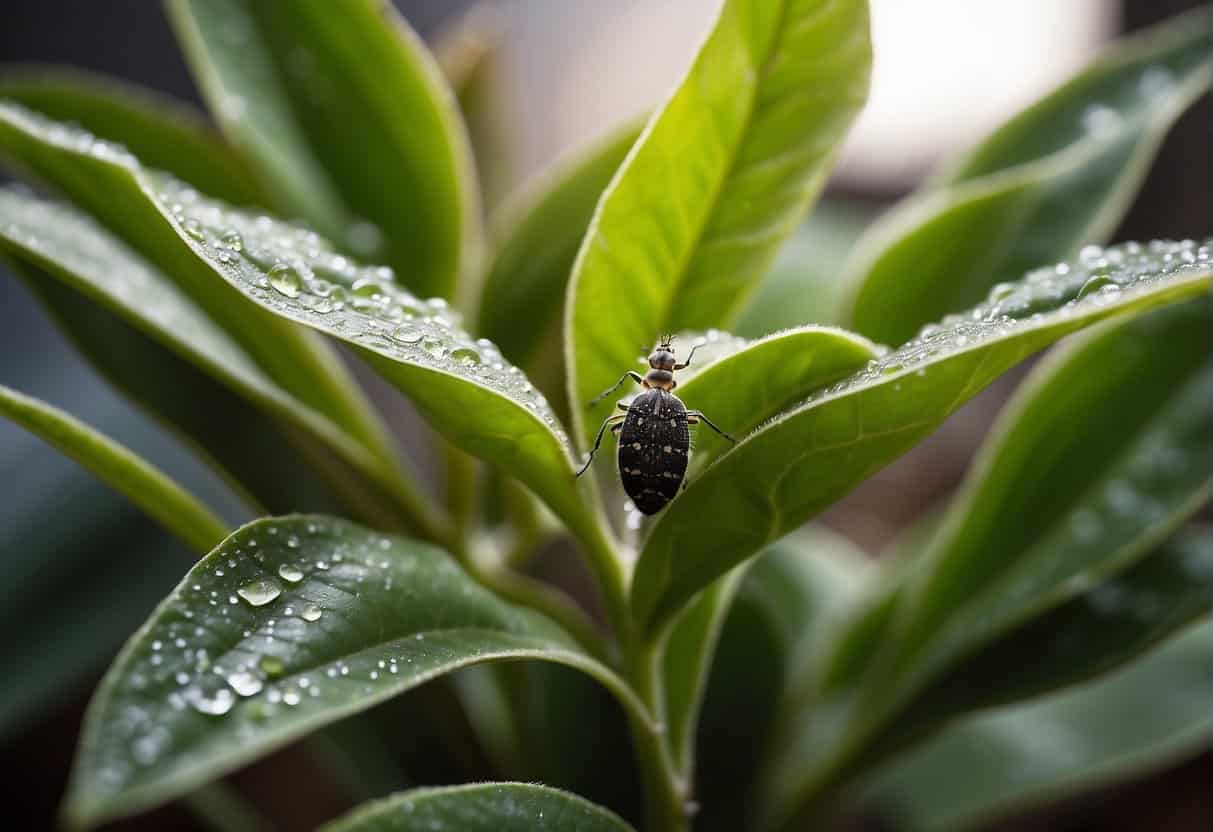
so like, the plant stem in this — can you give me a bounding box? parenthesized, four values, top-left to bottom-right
(624, 628, 691, 832)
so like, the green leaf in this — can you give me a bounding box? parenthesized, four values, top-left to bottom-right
(862, 621, 1213, 832)
(0, 384, 228, 553)
(670, 326, 881, 466)
(735, 201, 874, 336)
(0, 102, 399, 474)
(768, 298, 1213, 823)
(0, 66, 266, 207)
(631, 239, 1213, 633)
(843, 9, 1213, 345)
(479, 120, 641, 371)
(64, 516, 647, 830)
(0, 186, 431, 525)
(684, 529, 871, 832)
(320, 783, 635, 832)
(566, 0, 871, 446)
(168, 0, 479, 300)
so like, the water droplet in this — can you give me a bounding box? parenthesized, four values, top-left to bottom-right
(301, 603, 323, 622)
(449, 347, 481, 366)
(182, 219, 206, 241)
(278, 563, 304, 583)
(282, 689, 302, 706)
(259, 656, 286, 678)
(267, 264, 302, 298)
(189, 687, 235, 716)
(1081, 104, 1121, 135)
(421, 337, 447, 359)
(392, 324, 423, 344)
(1076, 274, 1116, 299)
(237, 579, 282, 606)
(227, 670, 264, 697)
(220, 229, 244, 251)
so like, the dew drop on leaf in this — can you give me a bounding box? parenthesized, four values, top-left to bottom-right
(267, 264, 302, 298)
(227, 670, 264, 697)
(301, 603, 323, 622)
(237, 579, 282, 606)
(277, 563, 304, 583)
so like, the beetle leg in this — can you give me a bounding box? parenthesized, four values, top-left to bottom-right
(588, 372, 644, 408)
(576, 414, 627, 477)
(616, 402, 631, 412)
(673, 342, 703, 371)
(687, 411, 737, 443)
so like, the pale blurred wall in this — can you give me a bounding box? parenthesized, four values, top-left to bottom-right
(489, 0, 1119, 191)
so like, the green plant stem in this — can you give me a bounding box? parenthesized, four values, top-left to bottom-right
(624, 631, 691, 832)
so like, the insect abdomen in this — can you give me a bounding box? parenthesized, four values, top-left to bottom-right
(617, 388, 689, 514)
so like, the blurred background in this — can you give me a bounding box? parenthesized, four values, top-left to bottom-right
(0, 1, 1208, 829)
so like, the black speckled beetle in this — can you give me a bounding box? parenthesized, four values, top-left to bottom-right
(577, 336, 736, 514)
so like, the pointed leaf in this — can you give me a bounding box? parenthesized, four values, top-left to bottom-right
(0, 66, 266, 207)
(480, 120, 641, 371)
(64, 516, 646, 830)
(320, 783, 635, 832)
(567, 0, 871, 446)
(843, 9, 1213, 345)
(0, 384, 228, 553)
(862, 621, 1213, 832)
(632, 239, 1213, 633)
(0, 187, 435, 526)
(0, 102, 398, 467)
(168, 0, 479, 299)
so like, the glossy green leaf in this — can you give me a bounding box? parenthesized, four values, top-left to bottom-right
(735, 202, 874, 336)
(64, 516, 647, 830)
(769, 298, 1213, 823)
(683, 529, 871, 832)
(320, 783, 635, 832)
(566, 0, 871, 447)
(0, 384, 228, 553)
(169, 0, 479, 300)
(843, 9, 1213, 345)
(631, 239, 1213, 633)
(0, 66, 265, 207)
(115, 173, 607, 563)
(0, 102, 398, 471)
(479, 120, 641, 370)
(0, 186, 432, 525)
(862, 621, 1213, 832)
(671, 326, 881, 465)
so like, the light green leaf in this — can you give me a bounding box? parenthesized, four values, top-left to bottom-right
(735, 202, 874, 336)
(119, 173, 608, 567)
(670, 326, 881, 466)
(679, 529, 870, 832)
(566, 0, 871, 446)
(168, 0, 479, 300)
(769, 298, 1213, 823)
(862, 621, 1213, 832)
(0, 102, 398, 472)
(64, 516, 647, 830)
(0, 65, 266, 207)
(479, 120, 641, 372)
(631, 239, 1213, 633)
(843, 8, 1213, 345)
(0, 385, 228, 553)
(320, 783, 635, 832)
(0, 186, 432, 525)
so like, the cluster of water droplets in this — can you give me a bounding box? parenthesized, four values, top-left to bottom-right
(146, 175, 567, 445)
(1079, 64, 1175, 138)
(0, 101, 140, 168)
(98, 520, 451, 788)
(805, 238, 1212, 406)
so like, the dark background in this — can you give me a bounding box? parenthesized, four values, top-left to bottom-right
(0, 1, 1208, 830)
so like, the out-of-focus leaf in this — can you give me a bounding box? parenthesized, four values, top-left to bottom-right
(0, 66, 265, 207)
(843, 9, 1213, 345)
(0, 187, 428, 524)
(735, 202, 874, 336)
(566, 0, 871, 447)
(0, 384, 228, 553)
(770, 298, 1213, 824)
(684, 529, 871, 832)
(319, 783, 635, 832)
(862, 621, 1213, 832)
(631, 239, 1213, 634)
(0, 102, 399, 472)
(63, 516, 649, 830)
(168, 0, 479, 300)
(480, 120, 641, 371)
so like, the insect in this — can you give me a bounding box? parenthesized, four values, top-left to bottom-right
(577, 336, 736, 514)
